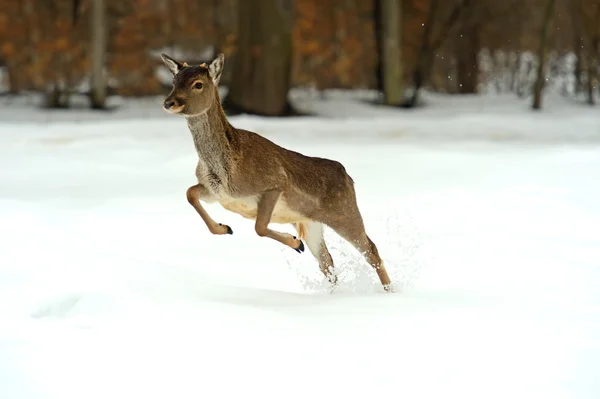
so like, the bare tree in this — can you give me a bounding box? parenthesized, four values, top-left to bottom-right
(225, 0, 294, 116)
(580, 0, 600, 105)
(90, 0, 106, 109)
(379, 0, 403, 105)
(532, 0, 557, 110)
(455, 28, 479, 93)
(407, 0, 472, 107)
(571, 0, 584, 94)
(454, 2, 484, 94)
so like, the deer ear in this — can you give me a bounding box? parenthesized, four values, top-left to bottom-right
(161, 53, 184, 75)
(208, 53, 225, 85)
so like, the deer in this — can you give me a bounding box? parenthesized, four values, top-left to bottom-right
(160, 52, 393, 292)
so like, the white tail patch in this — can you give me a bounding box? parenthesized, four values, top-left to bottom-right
(298, 222, 325, 258)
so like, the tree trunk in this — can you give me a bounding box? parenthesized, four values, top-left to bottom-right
(586, 38, 598, 105)
(45, 83, 70, 108)
(571, 4, 583, 94)
(571, 0, 583, 94)
(511, 52, 521, 93)
(7, 67, 22, 94)
(407, 53, 431, 108)
(212, 0, 222, 55)
(456, 24, 479, 94)
(407, 0, 438, 108)
(586, 64, 596, 105)
(585, 4, 600, 106)
(90, 0, 106, 109)
(225, 0, 293, 116)
(574, 47, 583, 94)
(532, 0, 557, 110)
(379, 0, 403, 105)
(407, 0, 470, 107)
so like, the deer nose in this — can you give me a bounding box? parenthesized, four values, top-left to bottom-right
(164, 100, 176, 109)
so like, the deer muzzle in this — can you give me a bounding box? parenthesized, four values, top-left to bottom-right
(163, 97, 185, 114)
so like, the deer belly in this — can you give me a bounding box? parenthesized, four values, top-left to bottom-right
(218, 196, 308, 224)
(219, 197, 259, 219)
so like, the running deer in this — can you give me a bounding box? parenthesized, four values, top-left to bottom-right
(161, 52, 392, 292)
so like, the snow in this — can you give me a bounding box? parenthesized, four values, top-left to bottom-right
(1, 91, 599, 399)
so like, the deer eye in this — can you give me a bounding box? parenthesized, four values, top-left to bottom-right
(194, 82, 203, 89)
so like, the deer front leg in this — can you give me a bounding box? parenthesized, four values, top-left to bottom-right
(186, 184, 233, 235)
(255, 190, 305, 253)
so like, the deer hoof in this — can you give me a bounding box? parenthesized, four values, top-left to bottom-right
(293, 238, 305, 253)
(219, 223, 233, 235)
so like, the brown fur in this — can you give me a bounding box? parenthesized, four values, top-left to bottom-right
(294, 223, 308, 240)
(160, 53, 392, 292)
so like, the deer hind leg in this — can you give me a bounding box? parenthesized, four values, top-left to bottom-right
(255, 190, 305, 253)
(294, 222, 337, 285)
(186, 184, 232, 235)
(327, 211, 392, 292)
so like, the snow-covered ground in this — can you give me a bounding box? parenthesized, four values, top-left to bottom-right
(1, 91, 599, 399)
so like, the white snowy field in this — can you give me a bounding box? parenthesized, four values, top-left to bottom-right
(0, 91, 600, 399)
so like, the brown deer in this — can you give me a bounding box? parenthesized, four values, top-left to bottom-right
(160, 52, 392, 292)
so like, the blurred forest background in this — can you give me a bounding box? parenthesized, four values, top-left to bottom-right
(0, 0, 598, 115)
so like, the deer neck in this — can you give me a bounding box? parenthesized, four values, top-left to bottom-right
(185, 93, 234, 193)
(186, 95, 231, 158)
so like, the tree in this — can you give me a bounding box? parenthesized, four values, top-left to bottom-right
(378, 0, 403, 105)
(90, 0, 107, 109)
(532, 0, 557, 110)
(570, 0, 584, 94)
(225, 0, 294, 116)
(579, 0, 600, 105)
(454, 2, 482, 94)
(407, 0, 472, 107)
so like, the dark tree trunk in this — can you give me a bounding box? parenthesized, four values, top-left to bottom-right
(407, 0, 438, 108)
(90, 0, 106, 109)
(456, 24, 479, 94)
(532, 0, 557, 110)
(407, 0, 471, 107)
(45, 84, 70, 108)
(586, 38, 598, 105)
(374, 0, 383, 93)
(225, 0, 294, 116)
(7, 67, 22, 94)
(586, 6, 600, 106)
(574, 49, 583, 94)
(407, 55, 429, 107)
(379, 0, 403, 105)
(571, 0, 583, 94)
(586, 66, 596, 105)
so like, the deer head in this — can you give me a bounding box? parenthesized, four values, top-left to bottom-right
(161, 53, 224, 117)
